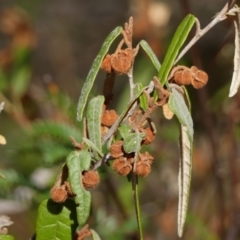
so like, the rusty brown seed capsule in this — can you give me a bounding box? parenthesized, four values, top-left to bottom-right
(82, 170, 100, 189)
(190, 66, 208, 89)
(101, 54, 112, 73)
(112, 158, 132, 176)
(111, 48, 134, 74)
(50, 186, 68, 203)
(101, 109, 118, 127)
(141, 128, 155, 145)
(173, 69, 193, 85)
(141, 151, 154, 164)
(110, 140, 124, 158)
(134, 162, 151, 177)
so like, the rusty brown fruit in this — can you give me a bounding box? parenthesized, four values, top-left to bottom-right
(134, 162, 151, 177)
(112, 157, 132, 176)
(50, 186, 68, 203)
(141, 151, 154, 165)
(190, 66, 208, 89)
(82, 170, 100, 189)
(173, 69, 192, 85)
(110, 140, 124, 158)
(101, 54, 112, 73)
(101, 109, 118, 127)
(111, 48, 134, 74)
(141, 127, 155, 145)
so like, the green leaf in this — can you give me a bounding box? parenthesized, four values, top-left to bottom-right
(66, 150, 91, 225)
(178, 125, 192, 237)
(0, 235, 15, 240)
(90, 229, 102, 240)
(77, 26, 123, 122)
(123, 132, 145, 154)
(36, 199, 78, 240)
(118, 124, 132, 139)
(168, 88, 193, 237)
(136, 83, 148, 111)
(11, 66, 31, 96)
(158, 14, 195, 85)
(139, 40, 161, 71)
(87, 95, 104, 157)
(32, 121, 82, 143)
(168, 88, 193, 142)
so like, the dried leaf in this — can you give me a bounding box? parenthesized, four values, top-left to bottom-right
(229, 9, 240, 97)
(162, 103, 174, 120)
(0, 135, 6, 145)
(178, 125, 192, 237)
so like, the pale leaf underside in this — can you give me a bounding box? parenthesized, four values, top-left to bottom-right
(178, 125, 192, 237)
(229, 10, 240, 97)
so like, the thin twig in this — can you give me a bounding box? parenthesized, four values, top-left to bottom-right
(175, 2, 234, 64)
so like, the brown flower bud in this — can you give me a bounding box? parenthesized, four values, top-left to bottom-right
(111, 48, 134, 74)
(141, 128, 155, 145)
(141, 151, 154, 164)
(101, 54, 112, 73)
(112, 157, 132, 176)
(190, 66, 208, 89)
(134, 162, 151, 177)
(173, 69, 193, 85)
(50, 186, 68, 203)
(82, 170, 100, 189)
(110, 140, 124, 158)
(101, 109, 118, 127)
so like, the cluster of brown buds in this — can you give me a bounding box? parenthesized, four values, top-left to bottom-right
(110, 128, 155, 177)
(50, 170, 100, 203)
(101, 45, 137, 75)
(101, 17, 139, 75)
(170, 65, 208, 89)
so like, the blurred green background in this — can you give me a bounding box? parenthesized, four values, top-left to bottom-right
(1, 0, 240, 239)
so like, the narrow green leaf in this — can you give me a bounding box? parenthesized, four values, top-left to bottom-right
(136, 83, 148, 111)
(66, 150, 91, 225)
(82, 137, 104, 158)
(168, 88, 193, 142)
(36, 199, 78, 240)
(87, 95, 104, 157)
(77, 26, 123, 122)
(11, 66, 31, 96)
(158, 15, 195, 85)
(178, 125, 192, 237)
(139, 40, 161, 71)
(90, 229, 102, 240)
(123, 132, 145, 154)
(0, 235, 15, 240)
